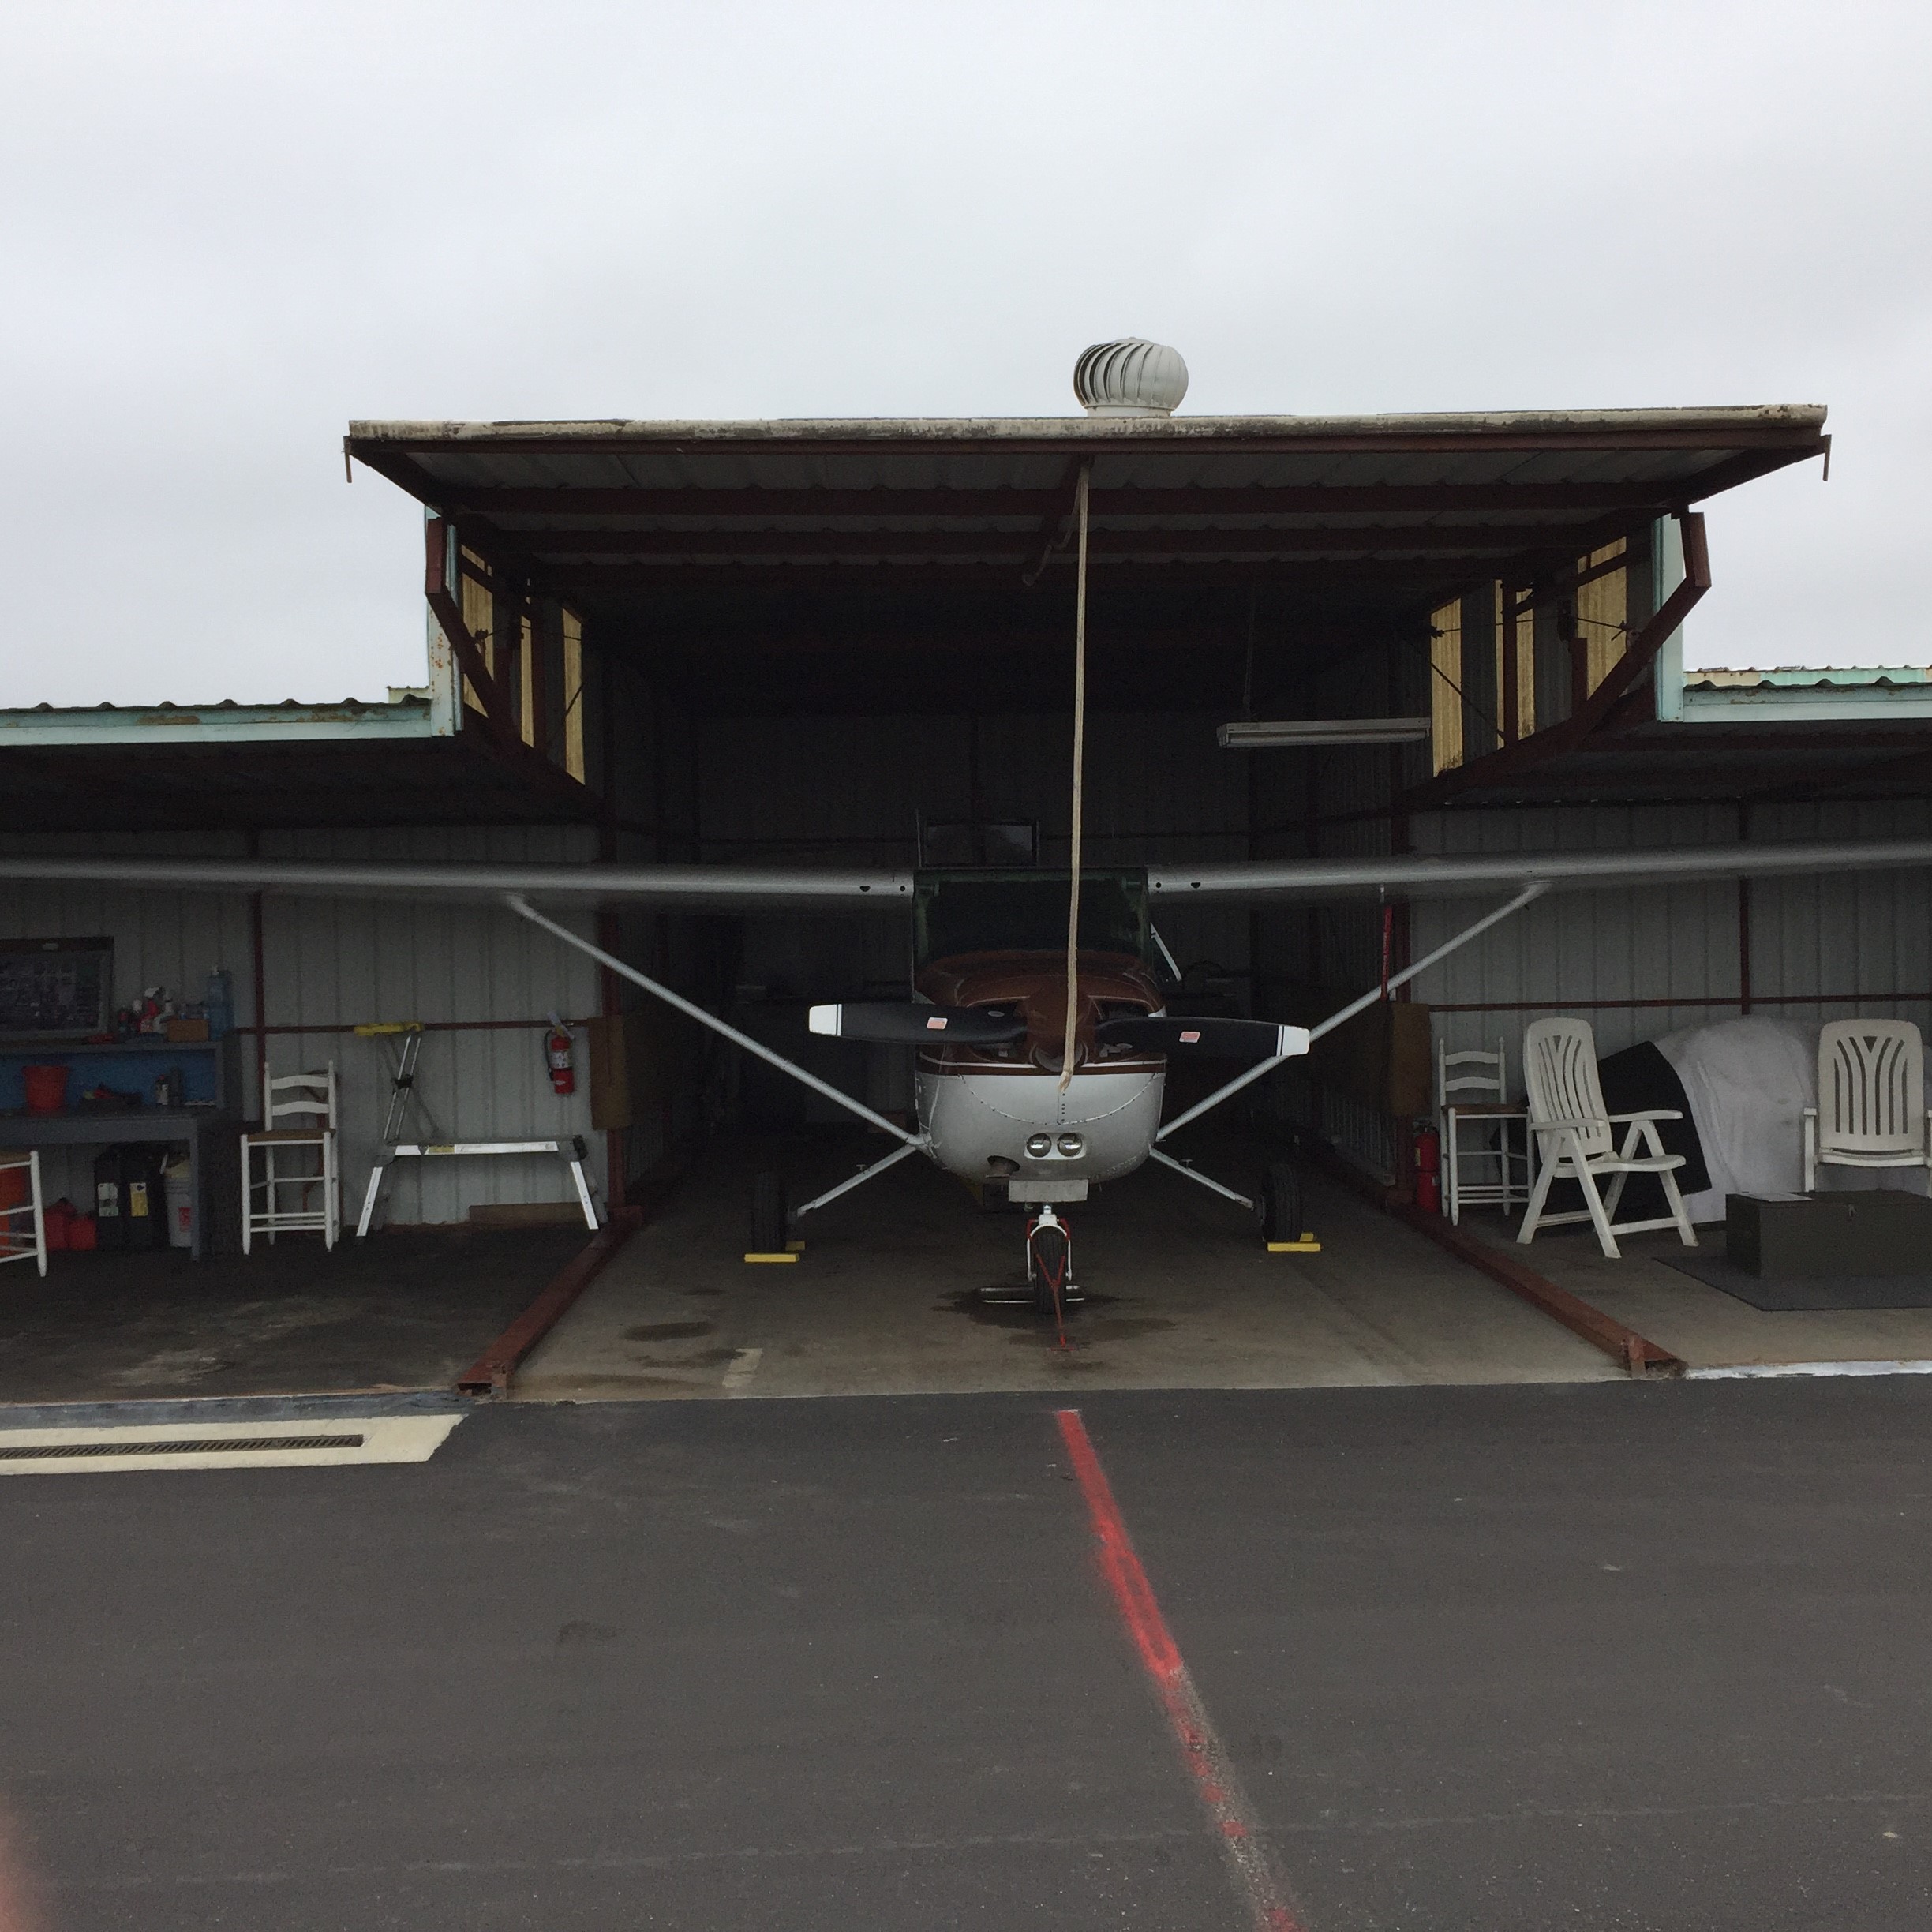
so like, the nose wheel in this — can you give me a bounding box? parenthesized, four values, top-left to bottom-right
(1025, 1205, 1084, 1331)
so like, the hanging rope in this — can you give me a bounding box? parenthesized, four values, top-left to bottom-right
(1060, 460, 1092, 1094)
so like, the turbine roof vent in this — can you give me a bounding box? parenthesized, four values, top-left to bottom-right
(1073, 339, 1189, 417)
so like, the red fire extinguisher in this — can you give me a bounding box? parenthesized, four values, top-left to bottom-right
(1413, 1120, 1443, 1215)
(544, 1014, 576, 1096)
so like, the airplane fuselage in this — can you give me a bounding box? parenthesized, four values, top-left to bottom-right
(912, 949, 1166, 1200)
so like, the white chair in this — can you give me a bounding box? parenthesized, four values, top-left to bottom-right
(1518, 1018, 1698, 1259)
(0, 1150, 47, 1276)
(1804, 1019, 1932, 1193)
(1437, 1035, 1532, 1224)
(242, 1062, 340, 1252)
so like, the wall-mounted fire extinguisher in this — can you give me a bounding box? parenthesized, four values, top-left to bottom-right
(1413, 1119, 1443, 1215)
(544, 1013, 576, 1096)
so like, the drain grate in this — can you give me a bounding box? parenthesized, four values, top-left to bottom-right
(0, 1433, 366, 1461)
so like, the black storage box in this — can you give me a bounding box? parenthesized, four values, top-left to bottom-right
(1726, 1191, 1932, 1278)
(93, 1144, 171, 1252)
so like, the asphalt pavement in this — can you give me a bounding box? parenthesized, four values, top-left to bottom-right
(2, 1378, 1930, 1929)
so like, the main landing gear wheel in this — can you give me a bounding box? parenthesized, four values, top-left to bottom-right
(750, 1170, 788, 1255)
(1260, 1161, 1303, 1245)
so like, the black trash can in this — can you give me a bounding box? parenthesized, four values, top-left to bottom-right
(93, 1145, 171, 1252)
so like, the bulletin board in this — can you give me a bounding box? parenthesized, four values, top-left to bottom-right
(0, 938, 114, 1040)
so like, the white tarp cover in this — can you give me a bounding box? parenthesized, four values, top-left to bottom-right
(1653, 1017, 1932, 1222)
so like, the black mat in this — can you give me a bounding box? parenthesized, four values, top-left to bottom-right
(1661, 1249, 1932, 1311)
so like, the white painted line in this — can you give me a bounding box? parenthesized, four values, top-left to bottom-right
(722, 1346, 763, 1396)
(0, 1413, 464, 1474)
(1687, 1360, 1932, 1380)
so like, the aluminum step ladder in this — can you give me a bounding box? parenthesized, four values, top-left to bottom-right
(351, 1023, 600, 1237)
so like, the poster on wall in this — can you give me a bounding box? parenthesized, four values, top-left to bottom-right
(0, 938, 113, 1040)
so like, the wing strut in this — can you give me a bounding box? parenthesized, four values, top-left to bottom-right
(1155, 882, 1549, 1142)
(507, 896, 924, 1151)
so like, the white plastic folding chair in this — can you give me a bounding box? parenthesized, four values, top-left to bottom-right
(1518, 1018, 1698, 1259)
(0, 1149, 47, 1277)
(1804, 1019, 1932, 1193)
(241, 1061, 340, 1252)
(1437, 1034, 1532, 1225)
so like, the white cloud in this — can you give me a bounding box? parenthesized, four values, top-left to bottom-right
(2, 0, 1926, 702)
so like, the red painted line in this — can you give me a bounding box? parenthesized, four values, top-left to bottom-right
(1054, 1409, 1308, 1932)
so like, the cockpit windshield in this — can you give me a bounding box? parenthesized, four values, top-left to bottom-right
(914, 869, 1150, 970)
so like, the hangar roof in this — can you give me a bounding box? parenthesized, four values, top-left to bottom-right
(0, 695, 598, 833)
(344, 406, 1829, 593)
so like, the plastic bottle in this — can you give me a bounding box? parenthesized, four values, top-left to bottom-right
(205, 968, 234, 1039)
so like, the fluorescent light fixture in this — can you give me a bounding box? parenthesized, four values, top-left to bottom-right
(1218, 717, 1432, 749)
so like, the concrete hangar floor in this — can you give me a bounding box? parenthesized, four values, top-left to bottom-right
(515, 1125, 1620, 1401)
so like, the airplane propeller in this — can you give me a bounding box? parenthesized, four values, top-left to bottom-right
(1094, 1015, 1307, 1058)
(808, 1003, 1028, 1046)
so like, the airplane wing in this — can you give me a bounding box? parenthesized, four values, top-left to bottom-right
(0, 856, 914, 912)
(1145, 835, 1932, 904)
(2, 835, 1930, 908)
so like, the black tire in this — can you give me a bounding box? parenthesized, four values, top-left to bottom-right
(1028, 1219, 1070, 1318)
(750, 1171, 788, 1254)
(1261, 1162, 1302, 1245)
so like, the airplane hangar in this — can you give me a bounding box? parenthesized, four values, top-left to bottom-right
(4, 371, 1932, 1399)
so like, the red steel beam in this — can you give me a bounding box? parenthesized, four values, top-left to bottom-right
(1427, 990, 1931, 1013)
(456, 1206, 644, 1396)
(1316, 1147, 1683, 1376)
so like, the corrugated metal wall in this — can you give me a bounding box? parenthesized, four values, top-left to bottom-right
(1411, 799, 1932, 1064)
(0, 824, 604, 1225)
(9, 663, 1926, 1216)
(1233, 632, 1932, 1173)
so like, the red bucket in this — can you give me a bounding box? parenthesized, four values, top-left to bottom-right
(22, 1064, 69, 1114)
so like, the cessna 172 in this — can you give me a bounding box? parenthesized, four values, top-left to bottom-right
(6, 833, 1932, 1320)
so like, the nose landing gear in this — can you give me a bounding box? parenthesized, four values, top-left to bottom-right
(1024, 1204, 1083, 1339)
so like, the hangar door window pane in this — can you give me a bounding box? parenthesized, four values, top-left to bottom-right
(1578, 540, 1629, 697)
(1428, 599, 1463, 773)
(562, 609, 586, 783)
(459, 549, 494, 717)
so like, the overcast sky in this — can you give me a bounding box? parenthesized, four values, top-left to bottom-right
(3, 0, 1926, 706)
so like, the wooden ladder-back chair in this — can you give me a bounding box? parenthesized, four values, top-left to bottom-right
(241, 1061, 340, 1252)
(1805, 1019, 1932, 1193)
(1436, 1035, 1532, 1225)
(1518, 1018, 1698, 1260)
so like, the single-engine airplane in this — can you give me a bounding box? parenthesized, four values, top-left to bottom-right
(7, 832, 1932, 1321)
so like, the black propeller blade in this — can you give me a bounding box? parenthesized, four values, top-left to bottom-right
(808, 1002, 1028, 1046)
(1095, 1015, 1309, 1058)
